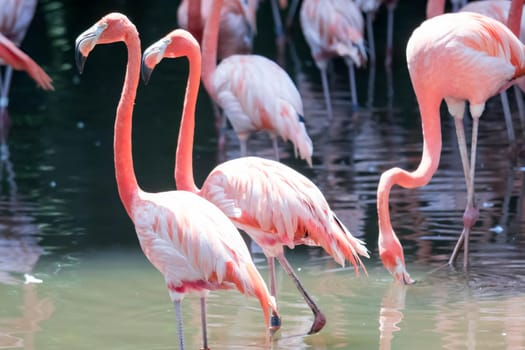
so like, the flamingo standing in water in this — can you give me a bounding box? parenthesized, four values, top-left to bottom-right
(299, 0, 367, 118)
(201, 0, 313, 165)
(377, 10, 525, 283)
(75, 13, 278, 350)
(142, 24, 368, 335)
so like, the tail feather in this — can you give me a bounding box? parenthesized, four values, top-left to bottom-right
(324, 213, 369, 276)
(227, 261, 278, 330)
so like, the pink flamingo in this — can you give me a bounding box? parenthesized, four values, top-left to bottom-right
(377, 10, 525, 283)
(177, 0, 258, 60)
(142, 25, 368, 335)
(75, 13, 278, 350)
(201, 0, 313, 165)
(299, 0, 367, 118)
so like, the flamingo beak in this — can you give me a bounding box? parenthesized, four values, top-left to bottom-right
(141, 38, 170, 84)
(75, 22, 108, 74)
(392, 261, 415, 285)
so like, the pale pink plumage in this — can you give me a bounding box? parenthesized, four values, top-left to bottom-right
(213, 55, 313, 165)
(201, 0, 313, 165)
(143, 9, 368, 332)
(199, 156, 369, 268)
(300, 0, 367, 116)
(76, 15, 276, 349)
(378, 11, 525, 283)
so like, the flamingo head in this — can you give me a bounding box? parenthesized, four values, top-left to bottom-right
(141, 29, 200, 84)
(379, 233, 415, 285)
(75, 13, 137, 74)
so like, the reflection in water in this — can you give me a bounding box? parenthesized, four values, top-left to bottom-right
(0, 143, 54, 349)
(379, 284, 405, 350)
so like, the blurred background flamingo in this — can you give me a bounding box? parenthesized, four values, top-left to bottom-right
(299, 0, 367, 118)
(201, 0, 313, 164)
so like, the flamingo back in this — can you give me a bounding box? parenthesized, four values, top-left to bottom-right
(300, 0, 366, 67)
(214, 55, 313, 165)
(132, 190, 271, 305)
(407, 12, 525, 106)
(200, 157, 368, 273)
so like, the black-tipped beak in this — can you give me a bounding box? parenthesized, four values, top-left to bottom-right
(74, 22, 107, 74)
(141, 59, 153, 85)
(75, 44, 87, 74)
(141, 38, 169, 85)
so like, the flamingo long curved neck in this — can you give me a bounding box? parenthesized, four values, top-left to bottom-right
(175, 36, 201, 193)
(377, 91, 442, 250)
(508, 0, 524, 37)
(188, 0, 203, 42)
(114, 29, 142, 218)
(201, 0, 224, 100)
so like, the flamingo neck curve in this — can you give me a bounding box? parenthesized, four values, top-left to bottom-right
(175, 36, 201, 194)
(508, 0, 525, 38)
(377, 90, 442, 265)
(201, 0, 224, 100)
(114, 29, 142, 218)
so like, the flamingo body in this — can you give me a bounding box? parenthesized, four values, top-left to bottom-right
(300, 0, 366, 68)
(213, 55, 313, 165)
(199, 156, 368, 267)
(76, 16, 276, 349)
(378, 11, 525, 283)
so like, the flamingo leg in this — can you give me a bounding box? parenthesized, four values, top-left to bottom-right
(276, 252, 326, 334)
(499, 90, 516, 144)
(513, 85, 525, 136)
(239, 134, 249, 157)
(200, 297, 210, 350)
(448, 101, 482, 268)
(270, 0, 286, 66)
(267, 256, 282, 333)
(384, 4, 395, 70)
(319, 66, 333, 119)
(173, 300, 186, 350)
(270, 134, 280, 161)
(366, 12, 376, 66)
(0, 66, 14, 108)
(347, 61, 358, 111)
(285, 0, 300, 32)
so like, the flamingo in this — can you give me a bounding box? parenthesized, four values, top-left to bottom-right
(201, 0, 313, 165)
(299, 0, 367, 118)
(377, 10, 525, 284)
(142, 24, 368, 335)
(75, 13, 278, 350)
(458, 0, 525, 144)
(176, 0, 258, 60)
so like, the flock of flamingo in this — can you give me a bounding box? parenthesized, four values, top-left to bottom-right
(2, 0, 525, 348)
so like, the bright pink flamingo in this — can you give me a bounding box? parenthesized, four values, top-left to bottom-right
(299, 0, 367, 118)
(75, 13, 278, 350)
(177, 0, 258, 60)
(377, 10, 525, 283)
(142, 23, 368, 335)
(201, 0, 313, 165)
